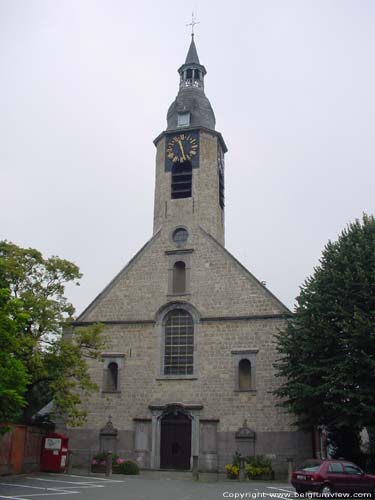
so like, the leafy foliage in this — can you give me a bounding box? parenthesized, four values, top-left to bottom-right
(117, 460, 140, 475)
(327, 427, 362, 464)
(232, 451, 242, 468)
(226, 454, 273, 480)
(245, 456, 273, 479)
(0, 288, 30, 429)
(225, 463, 239, 479)
(91, 452, 119, 465)
(246, 455, 272, 469)
(0, 240, 104, 426)
(274, 214, 375, 456)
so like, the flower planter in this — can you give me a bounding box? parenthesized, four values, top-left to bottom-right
(91, 464, 107, 474)
(248, 472, 275, 481)
(91, 464, 121, 474)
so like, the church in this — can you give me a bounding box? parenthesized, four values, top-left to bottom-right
(66, 34, 312, 473)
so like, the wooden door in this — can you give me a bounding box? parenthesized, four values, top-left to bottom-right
(160, 413, 191, 470)
(10, 426, 27, 474)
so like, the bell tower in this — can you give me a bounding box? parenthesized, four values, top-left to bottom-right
(153, 34, 227, 245)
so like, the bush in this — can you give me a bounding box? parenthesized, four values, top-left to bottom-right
(225, 463, 239, 479)
(118, 460, 140, 475)
(246, 455, 272, 469)
(245, 455, 273, 479)
(91, 452, 119, 466)
(232, 451, 242, 468)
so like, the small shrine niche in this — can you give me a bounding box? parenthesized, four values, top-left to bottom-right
(99, 416, 118, 454)
(235, 419, 256, 457)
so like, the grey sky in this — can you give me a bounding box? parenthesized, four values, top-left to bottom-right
(1, 0, 374, 315)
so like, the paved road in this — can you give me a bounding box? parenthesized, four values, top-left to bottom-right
(0, 472, 297, 500)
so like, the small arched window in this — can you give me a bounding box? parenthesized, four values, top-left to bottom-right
(186, 68, 193, 79)
(194, 69, 200, 80)
(173, 261, 186, 294)
(238, 359, 251, 391)
(107, 362, 118, 391)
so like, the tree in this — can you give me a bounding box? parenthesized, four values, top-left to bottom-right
(0, 241, 104, 426)
(0, 288, 30, 428)
(274, 214, 375, 459)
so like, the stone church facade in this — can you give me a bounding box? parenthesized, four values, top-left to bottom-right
(65, 36, 312, 473)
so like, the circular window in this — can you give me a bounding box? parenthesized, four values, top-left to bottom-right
(172, 227, 188, 245)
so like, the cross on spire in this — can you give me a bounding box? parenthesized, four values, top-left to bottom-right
(186, 12, 200, 37)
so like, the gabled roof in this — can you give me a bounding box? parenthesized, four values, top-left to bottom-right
(76, 229, 161, 322)
(198, 226, 292, 316)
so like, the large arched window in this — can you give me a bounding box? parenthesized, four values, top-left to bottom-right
(107, 362, 118, 391)
(172, 261, 186, 294)
(171, 161, 192, 199)
(238, 359, 251, 391)
(164, 309, 194, 375)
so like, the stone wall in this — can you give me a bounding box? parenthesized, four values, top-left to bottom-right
(153, 131, 225, 244)
(66, 313, 311, 472)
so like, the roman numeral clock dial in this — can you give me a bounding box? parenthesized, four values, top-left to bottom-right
(166, 134, 199, 164)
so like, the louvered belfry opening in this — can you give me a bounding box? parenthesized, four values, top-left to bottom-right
(171, 161, 192, 199)
(219, 167, 224, 208)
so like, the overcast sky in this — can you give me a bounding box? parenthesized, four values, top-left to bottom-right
(1, 0, 374, 315)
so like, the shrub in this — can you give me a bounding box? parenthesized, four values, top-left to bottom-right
(225, 463, 239, 479)
(245, 455, 273, 479)
(118, 460, 140, 475)
(246, 455, 272, 469)
(232, 451, 242, 468)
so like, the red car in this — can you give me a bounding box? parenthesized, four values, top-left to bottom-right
(291, 459, 375, 496)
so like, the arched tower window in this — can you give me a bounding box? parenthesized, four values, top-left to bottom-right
(172, 261, 186, 294)
(238, 359, 251, 391)
(164, 309, 194, 375)
(107, 362, 118, 391)
(171, 161, 192, 199)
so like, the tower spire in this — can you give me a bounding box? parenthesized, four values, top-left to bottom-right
(166, 23, 215, 131)
(185, 36, 200, 65)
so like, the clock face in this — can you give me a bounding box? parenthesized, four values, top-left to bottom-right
(166, 134, 198, 164)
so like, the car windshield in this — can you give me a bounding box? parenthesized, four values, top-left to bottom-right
(298, 460, 322, 472)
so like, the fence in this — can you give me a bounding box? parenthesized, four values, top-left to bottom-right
(0, 424, 47, 475)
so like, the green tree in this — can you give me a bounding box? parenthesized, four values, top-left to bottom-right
(0, 241, 104, 426)
(0, 288, 30, 429)
(274, 214, 375, 459)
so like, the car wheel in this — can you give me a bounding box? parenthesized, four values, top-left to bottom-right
(320, 484, 333, 496)
(295, 487, 305, 494)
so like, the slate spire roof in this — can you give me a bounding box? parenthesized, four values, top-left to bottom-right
(166, 35, 216, 131)
(185, 35, 200, 65)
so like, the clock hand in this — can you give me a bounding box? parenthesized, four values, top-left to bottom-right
(177, 140, 186, 161)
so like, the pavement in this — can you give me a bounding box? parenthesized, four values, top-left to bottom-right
(0, 471, 297, 500)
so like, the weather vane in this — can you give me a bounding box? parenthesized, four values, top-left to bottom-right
(186, 12, 200, 37)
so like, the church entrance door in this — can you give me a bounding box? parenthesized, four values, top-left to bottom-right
(160, 411, 191, 470)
